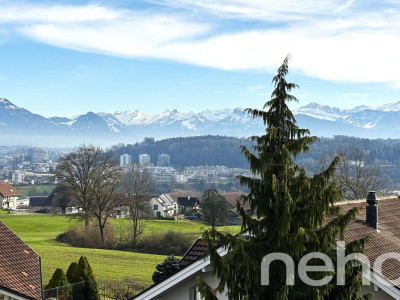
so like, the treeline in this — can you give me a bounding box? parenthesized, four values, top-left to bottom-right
(111, 135, 400, 168)
(111, 135, 254, 168)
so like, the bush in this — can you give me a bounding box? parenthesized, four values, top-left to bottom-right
(44, 268, 70, 300)
(135, 230, 192, 256)
(70, 256, 99, 300)
(152, 255, 180, 284)
(56, 223, 117, 249)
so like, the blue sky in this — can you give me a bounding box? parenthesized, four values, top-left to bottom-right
(0, 0, 399, 117)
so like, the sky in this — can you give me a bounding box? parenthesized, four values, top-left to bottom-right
(0, 0, 400, 118)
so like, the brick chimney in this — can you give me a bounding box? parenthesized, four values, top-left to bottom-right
(366, 191, 378, 229)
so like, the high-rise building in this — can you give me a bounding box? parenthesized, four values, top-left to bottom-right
(120, 154, 131, 167)
(139, 154, 151, 166)
(157, 153, 170, 167)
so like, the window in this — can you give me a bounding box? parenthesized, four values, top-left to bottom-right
(153, 204, 158, 211)
(189, 285, 203, 300)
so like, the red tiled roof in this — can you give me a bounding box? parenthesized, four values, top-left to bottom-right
(0, 183, 21, 197)
(0, 221, 42, 300)
(180, 238, 220, 268)
(337, 196, 400, 285)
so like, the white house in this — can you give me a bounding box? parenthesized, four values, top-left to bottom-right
(0, 183, 21, 210)
(149, 193, 178, 218)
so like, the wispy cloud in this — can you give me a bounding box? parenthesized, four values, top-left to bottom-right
(1, 0, 400, 86)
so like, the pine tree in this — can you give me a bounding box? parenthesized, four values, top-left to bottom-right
(71, 256, 99, 300)
(198, 56, 368, 299)
(45, 268, 70, 299)
(152, 254, 180, 284)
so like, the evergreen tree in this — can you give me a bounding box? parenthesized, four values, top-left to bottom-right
(152, 254, 181, 284)
(198, 56, 368, 299)
(66, 261, 77, 283)
(45, 268, 70, 299)
(71, 256, 99, 300)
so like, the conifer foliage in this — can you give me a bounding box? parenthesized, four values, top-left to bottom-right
(152, 254, 181, 284)
(69, 256, 99, 300)
(199, 56, 368, 299)
(45, 268, 70, 299)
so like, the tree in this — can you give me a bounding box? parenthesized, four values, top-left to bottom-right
(198, 56, 368, 299)
(336, 147, 385, 199)
(121, 163, 153, 247)
(66, 262, 78, 283)
(152, 254, 181, 284)
(87, 150, 122, 246)
(200, 188, 229, 229)
(45, 268, 70, 299)
(55, 145, 102, 229)
(71, 256, 99, 300)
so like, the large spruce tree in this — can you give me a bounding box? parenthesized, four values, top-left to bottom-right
(199, 56, 368, 300)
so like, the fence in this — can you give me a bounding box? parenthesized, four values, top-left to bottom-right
(44, 281, 147, 300)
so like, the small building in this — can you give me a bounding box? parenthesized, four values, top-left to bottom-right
(176, 196, 200, 215)
(0, 221, 43, 300)
(0, 183, 21, 210)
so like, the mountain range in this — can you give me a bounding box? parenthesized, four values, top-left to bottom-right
(1, 98, 400, 146)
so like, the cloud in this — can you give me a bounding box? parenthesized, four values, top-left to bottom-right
(1, 1, 400, 86)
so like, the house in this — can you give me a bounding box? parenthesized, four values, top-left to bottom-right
(221, 192, 250, 225)
(0, 183, 21, 210)
(132, 194, 400, 300)
(149, 193, 178, 218)
(0, 221, 43, 300)
(47, 185, 78, 214)
(176, 196, 200, 215)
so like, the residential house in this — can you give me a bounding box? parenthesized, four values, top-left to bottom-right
(176, 196, 200, 215)
(221, 192, 250, 225)
(132, 194, 400, 300)
(149, 193, 178, 218)
(0, 183, 21, 210)
(0, 221, 43, 300)
(46, 185, 78, 214)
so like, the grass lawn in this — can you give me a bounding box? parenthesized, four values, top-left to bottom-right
(0, 214, 165, 286)
(0, 214, 240, 286)
(16, 184, 56, 197)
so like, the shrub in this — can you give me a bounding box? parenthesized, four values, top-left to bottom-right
(56, 223, 117, 249)
(135, 230, 192, 255)
(70, 256, 99, 300)
(152, 255, 180, 284)
(44, 268, 70, 300)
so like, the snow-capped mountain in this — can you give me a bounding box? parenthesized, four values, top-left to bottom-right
(2, 97, 400, 146)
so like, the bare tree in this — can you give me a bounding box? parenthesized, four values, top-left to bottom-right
(121, 164, 154, 247)
(200, 188, 229, 229)
(88, 150, 122, 246)
(56, 145, 103, 229)
(337, 147, 385, 199)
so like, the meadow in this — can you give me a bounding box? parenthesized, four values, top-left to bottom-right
(0, 213, 239, 287)
(16, 184, 56, 197)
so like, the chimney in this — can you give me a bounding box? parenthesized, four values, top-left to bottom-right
(366, 191, 378, 229)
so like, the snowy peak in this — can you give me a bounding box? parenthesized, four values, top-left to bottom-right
(377, 101, 400, 112)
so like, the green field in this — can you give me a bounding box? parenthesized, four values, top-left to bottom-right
(0, 214, 240, 287)
(16, 184, 56, 197)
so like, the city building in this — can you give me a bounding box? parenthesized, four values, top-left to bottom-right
(120, 154, 132, 167)
(27, 147, 46, 163)
(139, 154, 151, 166)
(157, 153, 170, 167)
